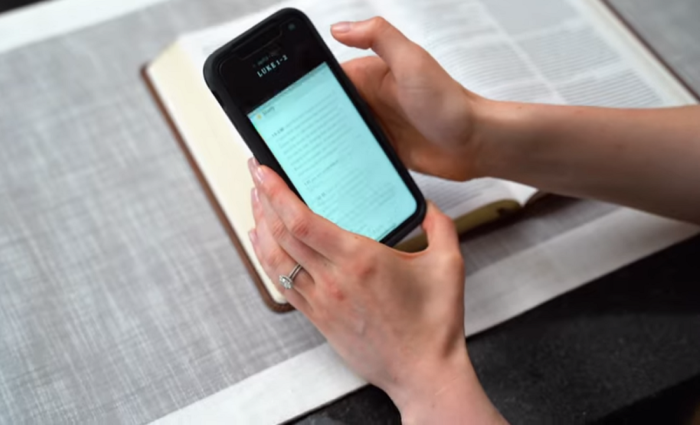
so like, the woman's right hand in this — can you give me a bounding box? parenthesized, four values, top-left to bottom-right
(333, 18, 485, 181)
(334, 18, 700, 224)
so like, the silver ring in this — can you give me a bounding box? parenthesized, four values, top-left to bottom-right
(279, 263, 303, 290)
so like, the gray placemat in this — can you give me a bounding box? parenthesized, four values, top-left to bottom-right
(0, 1, 329, 424)
(609, 0, 700, 97)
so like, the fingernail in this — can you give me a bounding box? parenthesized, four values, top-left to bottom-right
(247, 157, 256, 176)
(254, 166, 265, 185)
(331, 21, 352, 33)
(248, 229, 258, 246)
(251, 187, 260, 207)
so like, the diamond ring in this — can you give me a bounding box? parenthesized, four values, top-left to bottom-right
(279, 263, 303, 290)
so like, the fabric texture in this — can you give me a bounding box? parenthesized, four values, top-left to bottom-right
(0, 1, 327, 423)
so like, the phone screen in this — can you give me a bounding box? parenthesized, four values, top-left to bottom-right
(216, 13, 419, 241)
(247, 62, 416, 240)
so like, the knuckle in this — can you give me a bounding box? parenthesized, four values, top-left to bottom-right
(265, 181, 284, 202)
(264, 249, 285, 271)
(341, 58, 361, 75)
(350, 253, 377, 280)
(326, 283, 346, 302)
(339, 238, 379, 280)
(288, 212, 311, 239)
(356, 261, 376, 280)
(370, 16, 389, 32)
(442, 251, 465, 273)
(269, 219, 288, 241)
(345, 236, 364, 257)
(320, 277, 346, 302)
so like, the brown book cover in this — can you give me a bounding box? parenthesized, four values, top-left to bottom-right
(141, 66, 294, 313)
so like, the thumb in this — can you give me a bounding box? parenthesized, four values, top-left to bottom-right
(421, 202, 460, 254)
(331, 17, 416, 70)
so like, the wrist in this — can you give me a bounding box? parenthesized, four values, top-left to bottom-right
(470, 98, 540, 180)
(387, 348, 505, 425)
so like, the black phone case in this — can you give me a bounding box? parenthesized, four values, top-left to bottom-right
(203, 8, 426, 247)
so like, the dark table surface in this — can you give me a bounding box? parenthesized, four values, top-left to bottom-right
(2, 1, 699, 424)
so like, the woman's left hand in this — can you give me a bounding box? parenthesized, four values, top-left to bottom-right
(246, 158, 506, 424)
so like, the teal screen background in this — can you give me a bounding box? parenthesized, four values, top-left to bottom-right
(248, 63, 417, 241)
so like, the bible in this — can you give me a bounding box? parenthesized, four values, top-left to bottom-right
(144, 0, 696, 311)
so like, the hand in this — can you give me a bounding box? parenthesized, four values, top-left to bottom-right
(332, 18, 484, 181)
(247, 159, 506, 424)
(333, 19, 700, 223)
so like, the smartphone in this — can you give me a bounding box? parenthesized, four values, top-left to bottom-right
(203, 8, 425, 246)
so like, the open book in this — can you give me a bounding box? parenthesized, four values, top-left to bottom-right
(144, 0, 696, 312)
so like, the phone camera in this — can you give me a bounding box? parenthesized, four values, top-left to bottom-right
(288, 23, 296, 31)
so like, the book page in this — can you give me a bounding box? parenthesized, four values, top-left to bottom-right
(372, 0, 696, 257)
(182, 0, 378, 69)
(411, 174, 515, 219)
(375, 0, 696, 212)
(380, 0, 692, 108)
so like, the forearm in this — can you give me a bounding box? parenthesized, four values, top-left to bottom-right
(474, 100, 700, 223)
(391, 350, 507, 425)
